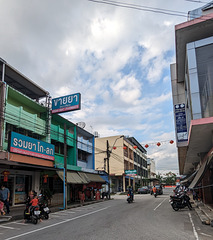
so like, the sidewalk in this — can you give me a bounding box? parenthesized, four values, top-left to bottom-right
(193, 199, 213, 227)
(0, 199, 106, 223)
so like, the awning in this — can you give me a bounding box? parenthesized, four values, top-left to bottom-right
(85, 173, 106, 183)
(78, 172, 90, 183)
(189, 150, 213, 189)
(57, 171, 88, 184)
(100, 174, 109, 184)
(180, 170, 198, 184)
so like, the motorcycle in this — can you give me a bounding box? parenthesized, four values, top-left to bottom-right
(38, 194, 50, 220)
(127, 193, 133, 203)
(24, 205, 40, 224)
(170, 191, 192, 211)
(154, 192, 157, 198)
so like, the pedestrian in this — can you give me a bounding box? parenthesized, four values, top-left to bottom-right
(0, 198, 6, 215)
(0, 184, 10, 214)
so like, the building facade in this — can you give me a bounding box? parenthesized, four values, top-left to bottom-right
(0, 58, 105, 207)
(170, 2, 213, 205)
(95, 135, 148, 192)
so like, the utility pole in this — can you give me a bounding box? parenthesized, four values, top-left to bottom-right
(106, 140, 110, 199)
(64, 123, 67, 209)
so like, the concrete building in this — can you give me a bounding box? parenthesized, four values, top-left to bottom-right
(95, 135, 147, 192)
(0, 58, 105, 206)
(170, 2, 213, 205)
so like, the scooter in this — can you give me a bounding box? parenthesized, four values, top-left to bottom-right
(38, 194, 50, 220)
(24, 205, 40, 224)
(170, 192, 192, 211)
(154, 192, 157, 198)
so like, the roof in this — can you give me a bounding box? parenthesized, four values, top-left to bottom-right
(0, 58, 49, 100)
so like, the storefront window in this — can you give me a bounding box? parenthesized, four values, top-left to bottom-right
(15, 175, 29, 204)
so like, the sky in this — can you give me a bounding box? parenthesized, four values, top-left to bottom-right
(0, 0, 206, 174)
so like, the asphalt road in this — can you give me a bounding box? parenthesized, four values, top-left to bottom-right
(0, 188, 212, 240)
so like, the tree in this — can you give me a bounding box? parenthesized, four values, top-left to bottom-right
(163, 172, 176, 185)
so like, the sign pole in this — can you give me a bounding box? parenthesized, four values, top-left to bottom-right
(64, 123, 67, 210)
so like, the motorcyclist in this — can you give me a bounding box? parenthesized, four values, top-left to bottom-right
(152, 186, 157, 196)
(128, 186, 134, 201)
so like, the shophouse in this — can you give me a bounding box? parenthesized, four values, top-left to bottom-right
(170, 2, 213, 205)
(0, 58, 53, 205)
(0, 58, 105, 206)
(95, 135, 148, 192)
(127, 137, 148, 188)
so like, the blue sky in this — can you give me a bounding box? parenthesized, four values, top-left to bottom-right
(0, 0, 204, 173)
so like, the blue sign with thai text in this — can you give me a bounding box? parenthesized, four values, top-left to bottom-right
(52, 93, 81, 114)
(175, 103, 188, 142)
(10, 132, 55, 160)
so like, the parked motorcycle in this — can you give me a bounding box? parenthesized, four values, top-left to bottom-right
(24, 205, 40, 224)
(38, 194, 50, 220)
(170, 191, 192, 211)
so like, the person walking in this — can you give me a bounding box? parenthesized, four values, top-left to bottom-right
(0, 184, 10, 214)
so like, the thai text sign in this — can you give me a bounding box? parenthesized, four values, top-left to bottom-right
(10, 132, 55, 160)
(52, 93, 81, 114)
(175, 103, 188, 142)
(125, 170, 137, 176)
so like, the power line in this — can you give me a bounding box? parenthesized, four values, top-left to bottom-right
(88, 0, 188, 18)
(88, 0, 213, 20)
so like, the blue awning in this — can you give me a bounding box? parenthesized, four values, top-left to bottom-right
(100, 174, 109, 183)
(125, 176, 134, 180)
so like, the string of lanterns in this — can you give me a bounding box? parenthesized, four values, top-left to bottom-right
(112, 140, 174, 150)
(144, 140, 174, 148)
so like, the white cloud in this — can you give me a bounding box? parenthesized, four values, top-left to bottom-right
(0, 0, 201, 172)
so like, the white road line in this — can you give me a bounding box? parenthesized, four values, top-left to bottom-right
(200, 232, 212, 238)
(188, 213, 199, 240)
(4, 207, 109, 240)
(154, 198, 167, 211)
(0, 225, 20, 230)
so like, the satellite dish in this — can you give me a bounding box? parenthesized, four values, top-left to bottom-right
(76, 122, 86, 129)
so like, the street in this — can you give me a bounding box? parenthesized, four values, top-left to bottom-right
(0, 188, 212, 240)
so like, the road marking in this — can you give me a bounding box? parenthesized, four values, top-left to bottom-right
(200, 232, 212, 238)
(188, 213, 199, 240)
(154, 198, 167, 211)
(0, 225, 20, 230)
(3, 207, 109, 240)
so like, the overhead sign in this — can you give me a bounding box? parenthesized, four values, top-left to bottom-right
(175, 103, 188, 142)
(125, 170, 137, 176)
(52, 93, 81, 114)
(10, 132, 55, 160)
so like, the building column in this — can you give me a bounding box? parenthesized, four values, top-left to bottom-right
(123, 175, 125, 192)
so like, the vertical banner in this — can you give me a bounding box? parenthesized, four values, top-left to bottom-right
(175, 103, 188, 142)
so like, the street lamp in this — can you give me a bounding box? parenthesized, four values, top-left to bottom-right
(107, 135, 124, 199)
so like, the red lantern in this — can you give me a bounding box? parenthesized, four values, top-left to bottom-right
(133, 146, 137, 149)
(113, 147, 117, 150)
(170, 140, 174, 144)
(157, 142, 161, 147)
(43, 174, 48, 183)
(2, 170, 10, 182)
(123, 146, 127, 150)
(145, 144, 149, 148)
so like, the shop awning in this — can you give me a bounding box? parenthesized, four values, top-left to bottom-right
(180, 170, 197, 184)
(78, 172, 90, 183)
(57, 171, 88, 184)
(85, 173, 106, 183)
(189, 150, 213, 189)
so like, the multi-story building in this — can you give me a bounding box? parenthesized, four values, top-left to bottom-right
(95, 135, 148, 192)
(0, 58, 52, 205)
(147, 158, 156, 185)
(170, 2, 213, 205)
(0, 58, 105, 206)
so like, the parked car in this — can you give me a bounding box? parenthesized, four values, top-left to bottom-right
(138, 186, 150, 194)
(150, 185, 163, 195)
